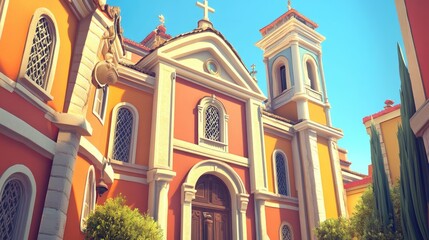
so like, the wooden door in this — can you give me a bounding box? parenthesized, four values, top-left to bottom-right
(191, 175, 232, 240)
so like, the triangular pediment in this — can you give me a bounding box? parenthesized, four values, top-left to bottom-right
(137, 29, 265, 100)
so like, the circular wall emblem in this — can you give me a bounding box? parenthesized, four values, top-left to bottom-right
(204, 59, 220, 75)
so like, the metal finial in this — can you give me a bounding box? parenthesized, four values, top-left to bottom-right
(196, 0, 215, 21)
(288, 0, 292, 10)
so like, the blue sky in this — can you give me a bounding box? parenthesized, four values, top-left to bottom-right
(109, 0, 404, 174)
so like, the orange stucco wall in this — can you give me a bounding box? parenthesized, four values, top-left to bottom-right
(308, 101, 327, 125)
(265, 206, 301, 240)
(0, 134, 52, 239)
(169, 150, 256, 239)
(0, 0, 78, 112)
(263, 131, 297, 197)
(274, 101, 298, 122)
(380, 116, 401, 183)
(174, 77, 248, 157)
(85, 82, 153, 167)
(317, 137, 338, 218)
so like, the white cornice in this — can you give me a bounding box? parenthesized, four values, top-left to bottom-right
(363, 108, 401, 128)
(294, 120, 343, 139)
(67, 0, 96, 20)
(0, 108, 56, 158)
(173, 138, 249, 167)
(79, 137, 115, 184)
(262, 115, 295, 139)
(117, 65, 155, 93)
(256, 18, 325, 54)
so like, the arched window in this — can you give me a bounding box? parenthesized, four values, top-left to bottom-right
(271, 56, 291, 98)
(273, 150, 290, 196)
(303, 55, 319, 92)
(280, 223, 293, 240)
(197, 95, 228, 152)
(108, 103, 139, 163)
(205, 105, 220, 141)
(0, 165, 36, 240)
(18, 8, 59, 101)
(280, 65, 287, 92)
(80, 166, 96, 231)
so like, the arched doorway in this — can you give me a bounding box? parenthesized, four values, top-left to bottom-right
(192, 174, 232, 240)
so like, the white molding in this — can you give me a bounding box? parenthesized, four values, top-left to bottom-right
(294, 120, 343, 139)
(0, 108, 56, 158)
(302, 54, 320, 92)
(410, 99, 429, 136)
(272, 149, 291, 196)
(117, 64, 155, 93)
(271, 56, 292, 98)
(114, 173, 147, 184)
(67, 0, 96, 20)
(17, 8, 60, 102)
(110, 159, 147, 175)
(197, 95, 229, 152)
(0, 0, 9, 40)
(0, 164, 37, 240)
(107, 102, 139, 164)
(363, 108, 401, 127)
(78, 137, 114, 184)
(92, 85, 109, 125)
(173, 138, 249, 166)
(80, 165, 95, 232)
(138, 31, 264, 99)
(181, 160, 249, 240)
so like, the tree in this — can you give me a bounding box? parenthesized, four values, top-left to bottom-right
(350, 184, 402, 240)
(84, 195, 163, 240)
(369, 124, 395, 232)
(314, 217, 352, 240)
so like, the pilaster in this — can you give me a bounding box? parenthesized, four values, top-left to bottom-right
(298, 129, 325, 239)
(38, 131, 80, 240)
(149, 63, 176, 169)
(328, 138, 347, 217)
(147, 168, 176, 240)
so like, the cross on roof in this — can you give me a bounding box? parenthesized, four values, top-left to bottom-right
(196, 0, 215, 21)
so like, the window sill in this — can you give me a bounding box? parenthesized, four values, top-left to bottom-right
(199, 137, 228, 152)
(18, 75, 53, 102)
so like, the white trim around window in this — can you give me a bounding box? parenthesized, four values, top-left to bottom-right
(197, 95, 229, 152)
(272, 56, 292, 98)
(272, 149, 291, 197)
(108, 102, 139, 164)
(0, 164, 36, 240)
(302, 54, 320, 92)
(80, 165, 96, 231)
(17, 8, 60, 102)
(0, 0, 9, 40)
(92, 85, 109, 125)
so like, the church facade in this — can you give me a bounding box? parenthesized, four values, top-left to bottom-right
(0, 1, 359, 239)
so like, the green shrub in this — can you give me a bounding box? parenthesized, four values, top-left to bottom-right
(315, 217, 352, 240)
(84, 195, 163, 240)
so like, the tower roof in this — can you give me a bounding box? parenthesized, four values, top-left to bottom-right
(259, 9, 318, 37)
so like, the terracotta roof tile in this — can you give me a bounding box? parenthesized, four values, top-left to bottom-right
(362, 104, 401, 124)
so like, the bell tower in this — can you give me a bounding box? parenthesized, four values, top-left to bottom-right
(256, 5, 331, 126)
(257, 4, 347, 239)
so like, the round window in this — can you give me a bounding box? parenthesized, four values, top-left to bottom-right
(204, 59, 220, 75)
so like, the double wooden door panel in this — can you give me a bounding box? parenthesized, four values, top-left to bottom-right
(191, 175, 232, 240)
